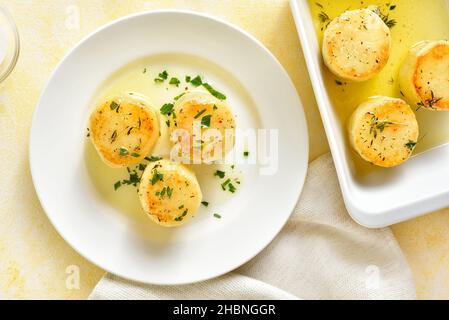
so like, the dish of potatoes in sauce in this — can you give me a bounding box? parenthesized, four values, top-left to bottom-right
(88, 59, 240, 228)
(310, 0, 449, 168)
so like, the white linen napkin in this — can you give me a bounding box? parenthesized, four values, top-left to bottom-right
(89, 153, 416, 300)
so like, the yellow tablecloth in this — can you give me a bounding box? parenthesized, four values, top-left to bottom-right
(1, 0, 448, 299)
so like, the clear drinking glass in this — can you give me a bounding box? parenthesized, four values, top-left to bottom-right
(0, 4, 19, 83)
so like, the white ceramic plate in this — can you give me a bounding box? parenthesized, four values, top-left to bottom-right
(29, 10, 309, 285)
(291, 0, 449, 228)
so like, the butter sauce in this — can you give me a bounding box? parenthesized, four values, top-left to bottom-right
(85, 54, 254, 232)
(309, 0, 449, 155)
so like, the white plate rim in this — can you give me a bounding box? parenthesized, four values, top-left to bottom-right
(29, 9, 309, 285)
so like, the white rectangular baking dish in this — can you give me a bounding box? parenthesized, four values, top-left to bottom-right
(290, 0, 449, 228)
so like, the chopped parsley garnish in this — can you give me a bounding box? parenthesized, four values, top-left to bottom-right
(417, 91, 442, 110)
(213, 214, 222, 219)
(126, 171, 141, 186)
(119, 147, 129, 156)
(169, 77, 181, 87)
(383, 17, 397, 28)
(178, 204, 184, 209)
(113, 162, 151, 191)
(213, 105, 218, 110)
(202, 83, 226, 100)
(214, 170, 225, 179)
(110, 101, 120, 111)
(118, 168, 141, 188)
(368, 113, 396, 138)
(201, 115, 212, 128)
(156, 186, 173, 199)
(154, 70, 168, 83)
(405, 140, 417, 151)
(375, 122, 389, 132)
(150, 169, 164, 185)
(216, 174, 239, 193)
(370, 6, 397, 29)
(145, 156, 163, 162)
(110, 130, 117, 143)
(131, 153, 140, 158)
(221, 178, 231, 190)
(318, 11, 330, 23)
(167, 186, 173, 198)
(194, 109, 207, 119)
(201, 201, 209, 207)
(143, 68, 147, 74)
(127, 127, 135, 136)
(175, 209, 188, 222)
(190, 75, 203, 87)
(174, 92, 186, 101)
(185, 76, 191, 83)
(244, 151, 249, 157)
(318, 10, 331, 30)
(160, 103, 174, 115)
(221, 178, 237, 193)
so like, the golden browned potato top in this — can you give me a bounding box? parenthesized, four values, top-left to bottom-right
(138, 160, 202, 227)
(349, 96, 419, 168)
(323, 9, 391, 82)
(414, 42, 449, 110)
(89, 95, 160, 168)
(170, 91, 235, 163)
